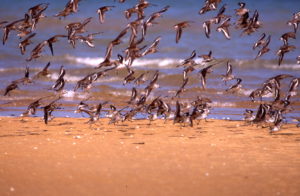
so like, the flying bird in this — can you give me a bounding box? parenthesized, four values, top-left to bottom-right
(174, 21, 192, 43)
(175, 78, 189, 97)
(221, 61, 235, 84)
(34, 62, 51, 78)
(287, 12, 300, 33)
(141, 36, 161, 56)
(46, 35, 67, 56)
(26, 40, 48, 61)
(51, 66, 66, 92)
(226, 78, 242, 93)
(199, 64, 214, 89)
(235, 2, 249, 16)
(97, 6, 115, 24)
(255, 35, 271, 60)
(199, 50, 215, 63)
(4, 66, 32, 95)
(3, 83, 18, 96)
(216, 17, 231, 39)
(276, 44, 296, 66)
(180, 50, 197, 66)
(2, 18, 25, 45)
(18, 33, 36, 55)
(123, 67, 135, 85)
(253, 33, 266, 50)
(280, 32, 296, 45)
(21, 97, 44, 116)
(134, 72, 148, 86)
(142, 5, 170, 36)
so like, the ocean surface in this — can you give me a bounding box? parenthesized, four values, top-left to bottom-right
(0, 0, 299, 122)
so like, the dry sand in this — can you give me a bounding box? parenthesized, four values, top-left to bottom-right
(0, 116, 300, 196)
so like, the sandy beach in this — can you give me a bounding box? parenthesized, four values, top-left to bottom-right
(0, 117, 299, 196)
(0, 0, 300, 195)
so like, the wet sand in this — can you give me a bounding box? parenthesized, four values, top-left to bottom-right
(0, 117, 300, 196)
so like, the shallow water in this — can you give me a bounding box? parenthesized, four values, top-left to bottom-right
(0, 0, 299, 122)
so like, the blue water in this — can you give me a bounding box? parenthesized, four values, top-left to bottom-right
(0, 0, 299, 60)
(0, 0, 299, 123)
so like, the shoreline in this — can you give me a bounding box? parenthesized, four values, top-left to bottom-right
(0, 117, 300, 196)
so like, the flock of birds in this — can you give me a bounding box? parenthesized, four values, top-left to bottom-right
(0, 0, 300, 132)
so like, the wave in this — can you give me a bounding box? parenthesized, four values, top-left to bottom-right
(110, 90, 132, 97)
(50, 73, 88, 83)
(60, 55, 300, 70)
(1, 52, 299, 71)
(65, 54, 183, 68)
(62, 90, 89, 100)
(264, 63, 300, 70)
(211, 101, 236, 107)
(233, 59, 300, 70)
(64, 75, 121, 83)
(66, 55, 102, 67)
